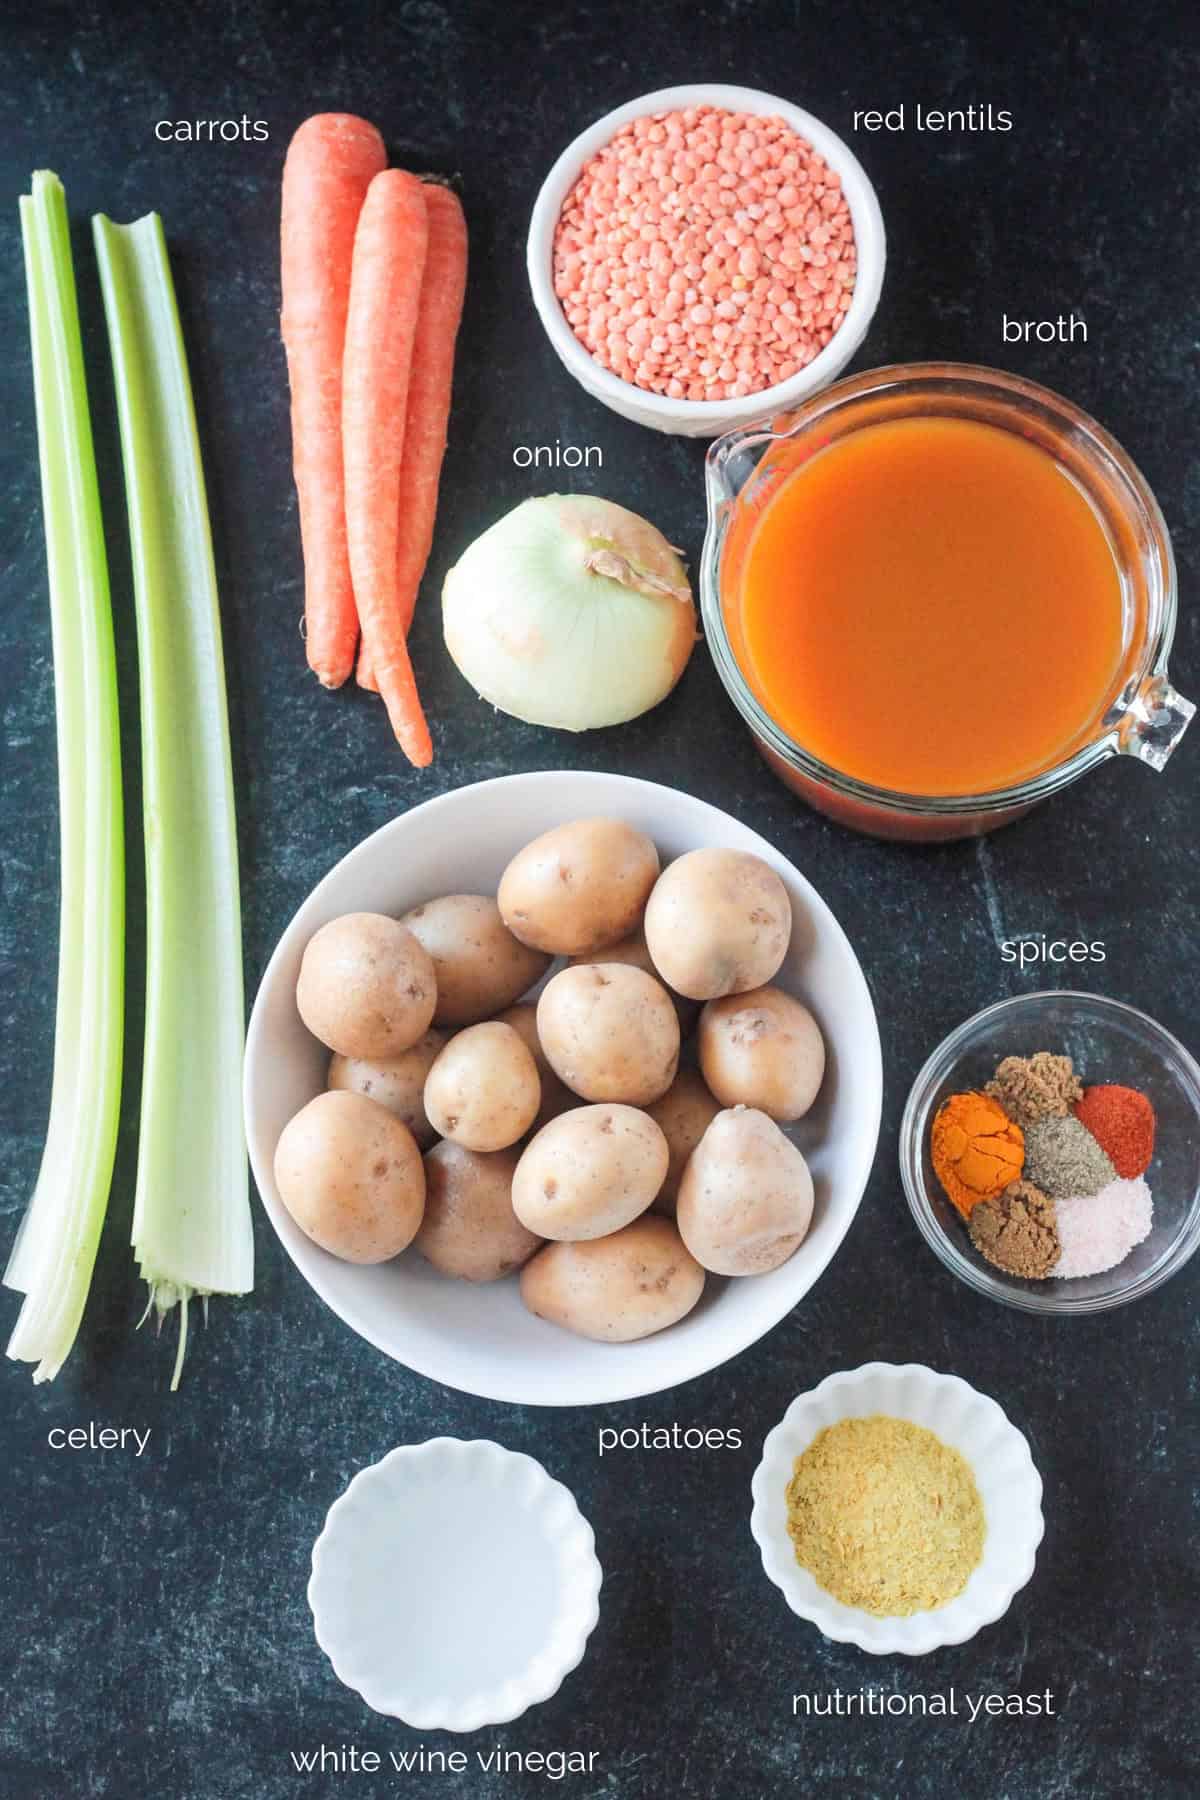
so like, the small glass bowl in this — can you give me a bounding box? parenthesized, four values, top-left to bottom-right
(900, 991, 1200, 1314)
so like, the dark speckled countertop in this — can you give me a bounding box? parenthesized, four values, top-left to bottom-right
(1, 2, 1197, 1796)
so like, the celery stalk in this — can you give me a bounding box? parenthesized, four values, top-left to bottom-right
(4, 172, 124, 1382)
(93, 210, 252, 1385)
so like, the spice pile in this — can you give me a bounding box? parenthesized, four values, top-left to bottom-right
(931, 1052, 1156, 1280)
(553, 105, 856, 401)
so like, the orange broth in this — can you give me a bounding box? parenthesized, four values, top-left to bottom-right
(733, 417, 1125, 796)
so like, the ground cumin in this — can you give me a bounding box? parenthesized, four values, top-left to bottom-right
(785, 1415, 985, 1617)
(986, 1051, 1082, 1129)
(968, 1178, 1060, 1278)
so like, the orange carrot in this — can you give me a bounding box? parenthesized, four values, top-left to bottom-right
(281, 113, 386, 689)
(342, 169, 432, 765)
(357, 182, 468, 693)
(356, 642, 381, 690)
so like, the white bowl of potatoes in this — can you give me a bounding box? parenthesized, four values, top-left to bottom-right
(244, 771, 882, 1405)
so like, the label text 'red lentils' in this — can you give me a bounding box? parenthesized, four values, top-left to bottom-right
(852, 105, 1012, 132)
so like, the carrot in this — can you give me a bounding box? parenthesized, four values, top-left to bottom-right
(281, 112, 386, 689)
(355, 641, 380, 690)
(342, 169, 432, 765)
(357, 182, 468, 693)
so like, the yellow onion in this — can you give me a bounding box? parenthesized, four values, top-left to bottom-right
(442, 494, 696, 730)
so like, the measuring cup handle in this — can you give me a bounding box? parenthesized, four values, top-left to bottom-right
(1117, 672, 1196, 770)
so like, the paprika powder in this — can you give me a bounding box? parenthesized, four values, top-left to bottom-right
(1072, 1084, 1155, 1179)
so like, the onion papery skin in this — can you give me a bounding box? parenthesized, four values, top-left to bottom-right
(442, 494, 697, 731)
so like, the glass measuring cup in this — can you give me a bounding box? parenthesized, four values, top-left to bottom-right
(700, 363, 1194, 841)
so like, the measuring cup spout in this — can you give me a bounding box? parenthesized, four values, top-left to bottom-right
(704, 430, 748, 514)
(1117, 673, 1195, 770)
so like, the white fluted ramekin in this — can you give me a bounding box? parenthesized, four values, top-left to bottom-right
(751, 1364, 1043, 1655)
(309, 1439, 602, 1730)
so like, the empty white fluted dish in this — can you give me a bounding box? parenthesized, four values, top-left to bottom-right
(751, 1363, 1043, 1655)
(308, 1439, 602, 1730)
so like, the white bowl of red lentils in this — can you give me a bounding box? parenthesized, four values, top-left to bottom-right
(528, 84, 886, 437)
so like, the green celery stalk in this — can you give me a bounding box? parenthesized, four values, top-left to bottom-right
(93, 210, 252, 1387)
(5, 172, 124, 1381)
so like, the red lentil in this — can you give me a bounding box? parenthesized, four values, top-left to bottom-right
(553, 105, 857, 401)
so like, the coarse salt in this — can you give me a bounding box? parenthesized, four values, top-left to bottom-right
(552, 106, 856, 402)
(1051, 1176, 1154, 1279)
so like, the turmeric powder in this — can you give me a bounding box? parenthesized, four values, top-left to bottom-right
(931, 1090, 1024, 1220)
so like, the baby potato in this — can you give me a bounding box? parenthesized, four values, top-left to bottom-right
(423, 1020, 540, 1151)
(327, 1029, 447, 1148)
(400, 894, 550, 1026)
(495, 1002, 578, 1127)
(643, 849, 792, 1001)
(512, 1104, 669, 1240)
(645, 1068, 722, 1214)
(698, 985, 825, 1122)
(296, 912, 437, 1058)
(520, 1215, 705, 1342)
(677, 1106, 813, 1276)
(498, 817, 660, 956)
(415, 1142, 542, 1282)
(273, 1089, 425, 1264)
(569, 925, 699, 1033)
(537, 963, 680, 1105)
